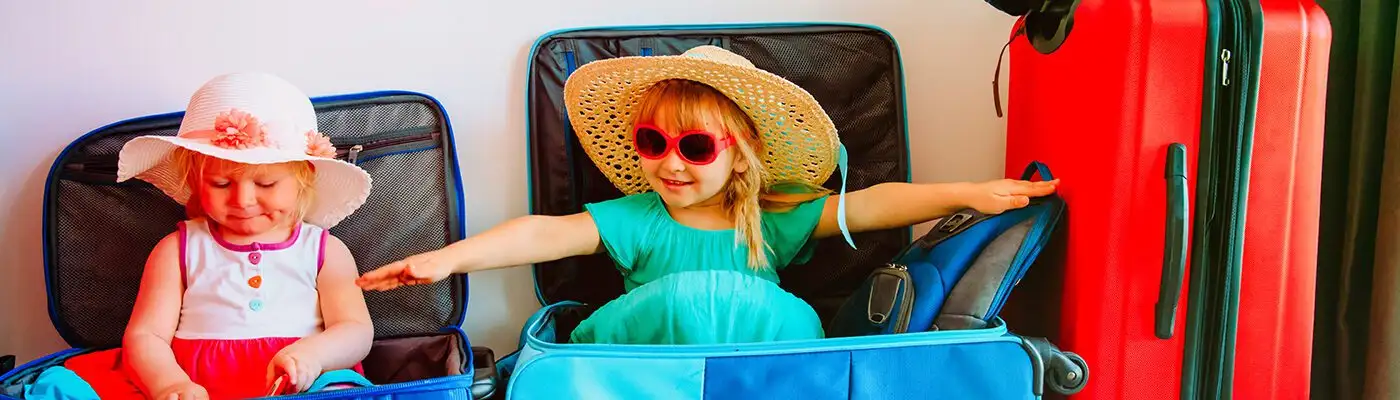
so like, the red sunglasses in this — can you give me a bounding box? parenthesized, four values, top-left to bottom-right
(632, 123, 737, 165)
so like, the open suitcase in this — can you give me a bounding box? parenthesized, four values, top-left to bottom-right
(997, 0, 1330, 399)
(499, 23, 1086, 399)
(1, 92, 500, 399)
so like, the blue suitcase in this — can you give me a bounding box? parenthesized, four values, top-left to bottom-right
(0, 92, 498, 399)
(498, 23, 1087, 399)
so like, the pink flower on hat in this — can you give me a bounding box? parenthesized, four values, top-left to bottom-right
(210, 109, 268, 149)
(305, 130, 336, 158)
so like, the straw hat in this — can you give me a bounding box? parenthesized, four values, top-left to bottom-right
(563, 45, 841, 195)
(116, 72, 372, 229)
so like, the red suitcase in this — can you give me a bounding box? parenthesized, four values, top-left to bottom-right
(997, 0, 1330, 399)
(1235, 2, 1329, 399)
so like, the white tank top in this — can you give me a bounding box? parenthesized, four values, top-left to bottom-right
(173, 218, 325, 340)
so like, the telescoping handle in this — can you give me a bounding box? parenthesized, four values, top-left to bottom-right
(1155, 143, 1189, 339)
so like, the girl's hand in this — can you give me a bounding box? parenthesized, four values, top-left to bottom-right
(355, 249, 454, 291)
(267, 348, 323, 393)
(963, 179, 1060, 214)
(154, 381, 208, 400)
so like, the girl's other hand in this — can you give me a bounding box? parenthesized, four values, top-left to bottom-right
(964, 179, 1060, 215)
(355, 249, 454, 291)
(154, 381, 208, 400)
(267, 348, 323, 393)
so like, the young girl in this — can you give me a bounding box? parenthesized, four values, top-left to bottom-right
(356, 46, 1058, 345)
(62, 73, 376, 400)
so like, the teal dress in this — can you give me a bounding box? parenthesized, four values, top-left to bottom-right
(572, 191, 828, 345)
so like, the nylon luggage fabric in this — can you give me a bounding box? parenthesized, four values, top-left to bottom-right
(526, 24, 913, 327)
(45, 94, 468, 346)
(504, 303, 1043, 400)
(3, 92, 485, 400)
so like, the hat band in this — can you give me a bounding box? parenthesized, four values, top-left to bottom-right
(181, 108, 338, 158)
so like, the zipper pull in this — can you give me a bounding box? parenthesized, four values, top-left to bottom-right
(348, 144, 363, 164)
(1220, 49, 1232, 87)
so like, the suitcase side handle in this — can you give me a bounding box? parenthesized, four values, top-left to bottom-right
(1155, 143, 1190, 339)
(1020, 160, 1054, 181)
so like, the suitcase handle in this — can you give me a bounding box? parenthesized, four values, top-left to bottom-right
(1020, 161, 1054, 181)
(1155, 143, 1189, 339)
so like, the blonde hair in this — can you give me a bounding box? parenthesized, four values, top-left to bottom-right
(633, 79, 831, 270)
(167, 147, 318, 223)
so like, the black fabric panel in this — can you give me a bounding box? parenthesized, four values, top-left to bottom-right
(44, 94, 466, 348)
(527, 25, 912, 325)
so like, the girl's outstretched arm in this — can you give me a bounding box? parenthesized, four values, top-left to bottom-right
(123, 233, 208, 400)
(812, 179, 1059, 239)
(357, 212, 602, 291)
(267, 234, 374, 392)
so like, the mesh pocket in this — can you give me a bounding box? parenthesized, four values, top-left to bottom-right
(331, 147, 459, 338)
(46, 95, 462, 348)
(51, 181, 186, 347)
(316, 100, 440, 140)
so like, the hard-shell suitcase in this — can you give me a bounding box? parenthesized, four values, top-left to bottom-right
(501, 22, 1088, 399)
(996, 0, 1330, 399)
(0, 92, 501, 399)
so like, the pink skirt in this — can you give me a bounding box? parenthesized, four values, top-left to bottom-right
(171, 337, 299, 399)
(68, 337, 364, 400)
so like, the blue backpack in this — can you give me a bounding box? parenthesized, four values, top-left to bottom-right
(830, 161, 1065, 336)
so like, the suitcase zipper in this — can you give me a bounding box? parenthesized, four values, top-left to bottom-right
(1182, 0, 1261, 398)
(525, 301, 1016, 356)
(1219, 49, 1231, 86)
(331, 126, 441, 164)
(346, 144, 363, 164)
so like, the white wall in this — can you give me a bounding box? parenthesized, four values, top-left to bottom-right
(0, 1, 1016, 362)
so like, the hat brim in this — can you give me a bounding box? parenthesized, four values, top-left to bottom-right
(562, 54, 840, 195)
(116, 135, 372, 229)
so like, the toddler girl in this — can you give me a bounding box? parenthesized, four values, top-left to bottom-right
(356, 46, 1057, 345)
(62, 73, 376, 400)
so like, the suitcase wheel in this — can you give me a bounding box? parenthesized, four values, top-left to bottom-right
(1047, 351, 1089, 395)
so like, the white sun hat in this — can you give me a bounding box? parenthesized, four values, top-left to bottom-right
(116, 72, 372, 229)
